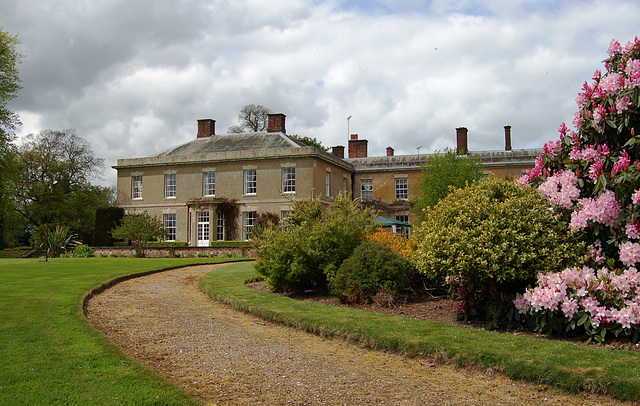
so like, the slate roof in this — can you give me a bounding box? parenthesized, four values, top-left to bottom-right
(152, 132, 306, 157)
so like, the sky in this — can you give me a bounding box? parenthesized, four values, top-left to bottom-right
(2, 0, 639, 187)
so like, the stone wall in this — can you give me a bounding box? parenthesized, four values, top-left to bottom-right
(92, 245, 257, 258)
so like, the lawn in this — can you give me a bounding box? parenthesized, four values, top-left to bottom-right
(4, 257, 640, 404)
(0, 257, 238, 405)
(200, 261, 640, 402)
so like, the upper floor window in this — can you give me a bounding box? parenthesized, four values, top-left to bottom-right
(132, 175, 143, 200)
(165, 173, 176, 198)
(325, 170, 331, 197)
(361, 179, 373, 201)
(164, 213, 176, 241)
(282, 167, 296, 193)
(395, 177, 408, 200)
(203, 171, 215, 196)
(244, 169, 257, 195)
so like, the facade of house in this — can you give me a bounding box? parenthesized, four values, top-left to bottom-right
(114, 113, 542, 245)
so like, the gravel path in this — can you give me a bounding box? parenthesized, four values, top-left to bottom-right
(85, 264, 628, 405)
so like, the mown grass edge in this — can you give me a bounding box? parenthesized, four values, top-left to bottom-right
(200, 261, 640, 402)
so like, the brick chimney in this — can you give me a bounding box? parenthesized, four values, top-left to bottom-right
(197, 119, 215, 138)
(504, 125, 512, 151)
(348, 134, 368, 158)
(267, 113, 286, 133)
(386, 146, 394, 156)
(456, 127, 468, 155)
(332, 145, 345, 158)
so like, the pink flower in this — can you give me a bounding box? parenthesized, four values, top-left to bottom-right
(632, 189, 640, 205)
(608, 39, 623, 57)
(514, 293, 528, 314)
(593, 104, 607, 125)
(561, 298, 579, 320)
(598, 72, 623, 96)
(616, 95, 633, 114)
(620, 241, 640, 266)
(589, 157, 604, 180)
(569, 190, 621, 231)
(543, 139, 561, 156)
(538, 170, 580, 209)
(612, 150, 631, 177)
(626, 220, 640, 239)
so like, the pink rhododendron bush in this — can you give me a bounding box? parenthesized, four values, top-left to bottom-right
(518, 37, 640, 342)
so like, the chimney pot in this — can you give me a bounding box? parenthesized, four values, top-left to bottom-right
(197, 119, 216, 138)
(267, 113, 286, 133)
(332, 145, 345, 158)
(504, 125, 512, 151)
(386, 146, 394, 156)
(456, 127, 468, 155)
(350, 134, 358, 140)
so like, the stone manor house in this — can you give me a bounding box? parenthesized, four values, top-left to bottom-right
(114, 113, 542, 246)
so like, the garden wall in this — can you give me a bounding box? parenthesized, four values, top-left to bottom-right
(92, 246, 257, 258)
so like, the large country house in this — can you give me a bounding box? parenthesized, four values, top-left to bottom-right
(114, 113, 542, 246)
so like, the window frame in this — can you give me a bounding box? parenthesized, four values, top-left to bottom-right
(163, 213, 176, 242)
(395, 177, 408, 200)
(203, 171, 216, 197)
(244, 169, 257, 195)
(325, 170, 331, 197)
(164, 173, 176, 199)
(242, 211, 257, 241)
(216, 211, 225, 241)
(282, 167, 296, 194)
(131, 175, 143, 200)
(361, 179, 373, 201)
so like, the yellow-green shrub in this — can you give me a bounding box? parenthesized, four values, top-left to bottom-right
(412, 177, 588, 325)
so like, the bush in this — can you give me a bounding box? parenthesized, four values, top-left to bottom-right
(72, 244, 93, 258)
(331, 240, 413, 306)
(515, 38, 640, 342)
(412, 176, 588, 327)
(365, 229, 416, 259)
(254, 192, 378, 294)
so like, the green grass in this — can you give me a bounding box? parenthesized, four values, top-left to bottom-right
(200, 262, 640, 402)
(0, 257, 244, 405)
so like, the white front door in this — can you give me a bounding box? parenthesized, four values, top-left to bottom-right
(196, 211, 210, 247)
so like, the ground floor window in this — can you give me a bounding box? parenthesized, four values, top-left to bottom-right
(216, 211, 225, 241)
(164, 213, 176, 241)
(242, 211, 256, 240)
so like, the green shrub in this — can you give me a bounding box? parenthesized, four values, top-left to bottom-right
(412, 176, 589, 326)
(254, 192, 378, 294)
(72, 244, 93, 258)
(331, 240, 413, 306)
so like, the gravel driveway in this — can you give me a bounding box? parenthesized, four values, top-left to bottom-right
(85, 264, 627, 405)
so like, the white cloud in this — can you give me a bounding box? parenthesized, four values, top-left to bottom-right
(4, 0, 640, 185)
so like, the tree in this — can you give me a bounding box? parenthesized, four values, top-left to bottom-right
(0, 28, 22, 148)
(227, 104, 271, 133)
(288, 134, 329, 151)
(0, 29, 22, 248)
(110, 212, 166, 257)
(412, 148, 484, 220)
(12, 129, 111, 243)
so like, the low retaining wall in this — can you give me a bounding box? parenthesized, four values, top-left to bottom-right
(92, 246, 257, 258)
